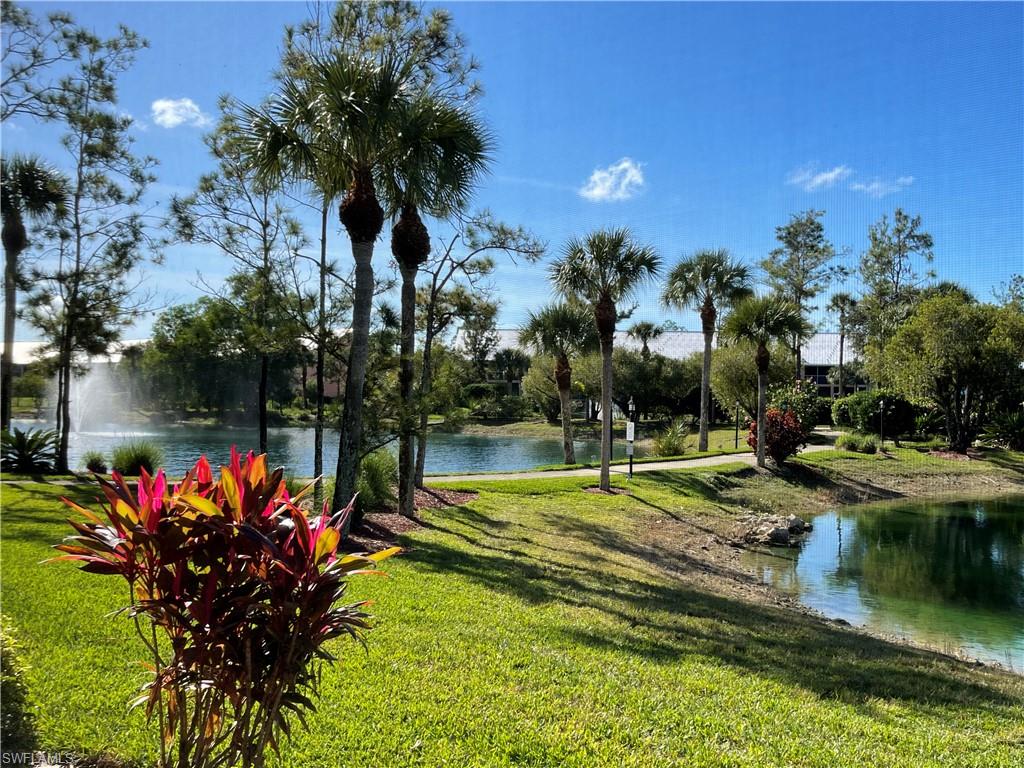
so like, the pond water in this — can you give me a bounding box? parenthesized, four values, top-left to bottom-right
(743, 495, 1024, 669)
(10, 419, 624, 476)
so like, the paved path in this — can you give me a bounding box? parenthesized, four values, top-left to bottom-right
(425, 444, 835, 484)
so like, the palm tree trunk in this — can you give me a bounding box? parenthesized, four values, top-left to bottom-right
(397, 262, 417, 517)
(314, 202, 328, 510)
(333, 239, 374, 520)
(756, 368, 767, 469)
(599, 338, 613, 491)
(414, 325, 435, 489)
(1, 244, 19, 431)
(57, 345, 71, 473)
(837, 330, 845, 397)
(258, 354, 268, 455)
(555, 354, 575, 465)
(698, 305, 715, 452)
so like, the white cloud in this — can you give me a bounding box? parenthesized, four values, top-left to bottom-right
(850, 175, 914, 197)
(151, 98, 211, 129)
(786, 163, 853, 192)
(579, 157, 645, 202)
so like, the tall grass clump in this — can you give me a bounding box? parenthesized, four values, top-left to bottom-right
(653, 418, 692, 457)
(111, 440, 164, 476)
(356, 448, 398, 517)
(81, 450, 107, 474)
(835, 432, 879, 454)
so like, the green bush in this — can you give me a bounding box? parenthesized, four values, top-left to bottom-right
(472, 395, 533, 420)
(982, 411, 1024, 451)
(835, 432, 879, 454)
(815, 397, 834, 426)
(435, 406, 470, 433)
(831, 391, 915, 438)
(111, 440, 164, 476)
(1, 617, 36, 752)
(81, 450, 107, 474)
(652, 418, 692, 457)
(0, 427, 56, 473)
(356, 448, 398, 516)
(768, 379, 820, 437)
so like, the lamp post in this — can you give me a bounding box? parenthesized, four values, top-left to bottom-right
(879, 398, 885, 452)
(627, 396, 636, 479)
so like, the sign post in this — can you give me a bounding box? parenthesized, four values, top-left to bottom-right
(627, 396, 636, 480)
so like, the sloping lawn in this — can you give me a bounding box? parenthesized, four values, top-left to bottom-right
(2, 460, 1023, 767)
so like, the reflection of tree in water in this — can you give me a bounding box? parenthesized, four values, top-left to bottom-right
(833, 499, 1024, 615)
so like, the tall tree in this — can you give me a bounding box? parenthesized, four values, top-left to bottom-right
(884, 295, 1024, 453)
(413, 212, 543, 487)
(626, 320, 663, 359)
(168, 109, 305, 454)
(1, 155, 68, 430)
(551, 228, 661, 491)
(387, 96, 492, 517)
(274, 0, 482, 510)
(852, 208, 934, 377)
(722, 296, 808, 468)
(761, 210, 839, 377)
(1, 1, 80, 122)
(25, 25, 154, 472)
(827, 292, 857, 397)
(520, 302, 597, 464)
(662, 249, 752, 451)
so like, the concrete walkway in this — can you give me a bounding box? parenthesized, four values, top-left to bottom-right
(425, 444, 835, 484)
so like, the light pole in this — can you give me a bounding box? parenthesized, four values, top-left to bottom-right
(734, 400, 740, 450)
(879, 398, 885, 452)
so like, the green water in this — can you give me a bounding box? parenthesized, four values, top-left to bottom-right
(743, 495, 1024, 669)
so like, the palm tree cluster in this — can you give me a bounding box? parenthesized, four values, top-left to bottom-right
(240, 41, 491, 518)
(523, 234, 810, 481)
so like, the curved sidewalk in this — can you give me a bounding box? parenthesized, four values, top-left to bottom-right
(426, 444, 835, 484)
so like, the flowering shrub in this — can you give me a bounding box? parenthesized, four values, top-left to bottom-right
(767, 379, 818, 437)
(53, 448, 397, 768)
(748, 408, 806, 464)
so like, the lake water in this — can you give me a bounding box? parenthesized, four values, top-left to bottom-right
(10, 419, 624, 476)
(743, 495, 1024, 669)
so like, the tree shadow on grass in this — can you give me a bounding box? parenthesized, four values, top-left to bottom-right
(405, 506, 1023, 716)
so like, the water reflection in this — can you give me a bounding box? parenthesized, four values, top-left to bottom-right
(744, 496, 1024, 668)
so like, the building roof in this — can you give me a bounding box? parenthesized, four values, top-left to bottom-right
(455, 329, 858, 367)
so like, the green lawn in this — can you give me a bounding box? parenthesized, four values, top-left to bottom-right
(2, 452, 1023, 766)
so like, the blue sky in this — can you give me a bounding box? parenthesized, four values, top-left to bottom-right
(5, 1, 1023, 340)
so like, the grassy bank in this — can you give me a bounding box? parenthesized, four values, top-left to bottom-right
(2, 449, 1023, 766)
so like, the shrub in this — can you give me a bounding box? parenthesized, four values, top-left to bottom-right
(356, 448, 398, 516)
(81, 450, 107, 474)
(748, 408, 805, 464)
(831, 391, 915, 438)
(1, 617, 36, 752)
(835, 432, 879, 454)
(435, 406, 470, 433)
(768, 379, 819, 437)
(982, 410, 1024, 451)
(653, 418, 692, 457)
(0, 427, 56, 473)
(53, 449, 397, 768)
(472, 394, 533, 420)
(111, 440, 164, 476)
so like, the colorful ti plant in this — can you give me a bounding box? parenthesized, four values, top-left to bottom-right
(53, 448, 398, 768)
(748, 408, 806, 465)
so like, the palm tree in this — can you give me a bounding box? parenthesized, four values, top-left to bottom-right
(241, 51, 418, 516)
(386, 95, 491, 517)
(827, 292, 857, 397)
(662, 249, 751, 452)
(722, 295, 808, 468)
(520, 302, 597, 464)
(627, 320, 663, 359)
(550, 229, 661, 490)
(1, 155, 68, 430)
(492, 348, 531, 395)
